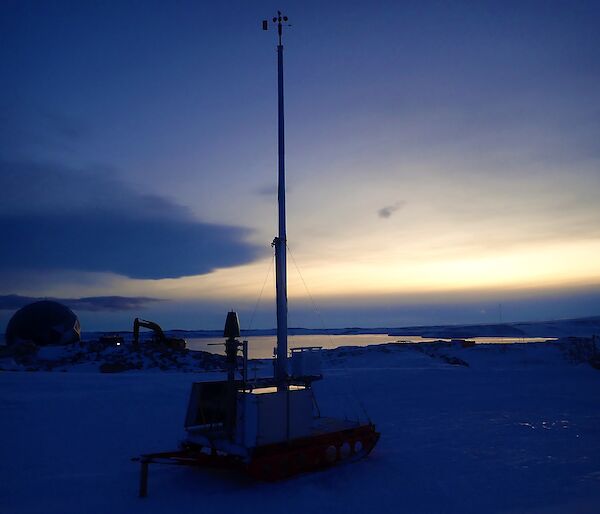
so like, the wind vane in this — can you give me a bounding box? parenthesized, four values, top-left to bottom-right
(262, 11, 291, 46)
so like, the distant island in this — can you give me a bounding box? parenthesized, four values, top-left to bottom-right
(82, 315, 600, 340)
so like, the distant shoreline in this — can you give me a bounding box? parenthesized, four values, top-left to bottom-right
(81, 315, 600, 340)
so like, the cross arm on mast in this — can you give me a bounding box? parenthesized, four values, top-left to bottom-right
(262, 11, 290, 46)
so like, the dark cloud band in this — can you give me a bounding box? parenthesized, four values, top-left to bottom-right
(0, 294, 162, 312)
(0, 160, 264, 279)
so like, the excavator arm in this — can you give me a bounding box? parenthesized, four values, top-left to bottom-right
(133, 318, 167, 348)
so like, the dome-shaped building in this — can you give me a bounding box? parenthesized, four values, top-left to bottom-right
(5, 301, 81, 346)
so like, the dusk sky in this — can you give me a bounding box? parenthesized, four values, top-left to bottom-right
(1, 1, 599, 331)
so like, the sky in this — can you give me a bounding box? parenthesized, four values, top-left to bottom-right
(1, 0, 599, 331)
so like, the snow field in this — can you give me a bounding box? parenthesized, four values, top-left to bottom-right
(1, 342, 600, 513)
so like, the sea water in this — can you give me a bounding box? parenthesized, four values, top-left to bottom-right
(186, 334, 554, 360)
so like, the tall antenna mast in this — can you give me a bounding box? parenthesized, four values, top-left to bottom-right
(263, 11, 291, 388)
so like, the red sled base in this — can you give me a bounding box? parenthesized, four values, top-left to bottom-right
(134, 422, 379, 496)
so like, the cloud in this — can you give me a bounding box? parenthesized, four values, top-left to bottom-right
(0, 294, 162, 312)
(0, 160, 264, 279)
(256, 183, 294, 197)
(256, 184, 277, 197)
(377, 201, 405, 219)
(37, 108, 90, 142)
(0, 104, 91, 159)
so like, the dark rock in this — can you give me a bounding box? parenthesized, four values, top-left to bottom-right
(439, 354, 469, 367)
(7, 341, 39, 358)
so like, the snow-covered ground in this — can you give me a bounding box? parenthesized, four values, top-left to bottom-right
(1, 340, 600, 514)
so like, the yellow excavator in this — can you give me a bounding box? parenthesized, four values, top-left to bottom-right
(132, 318, 186, 350)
